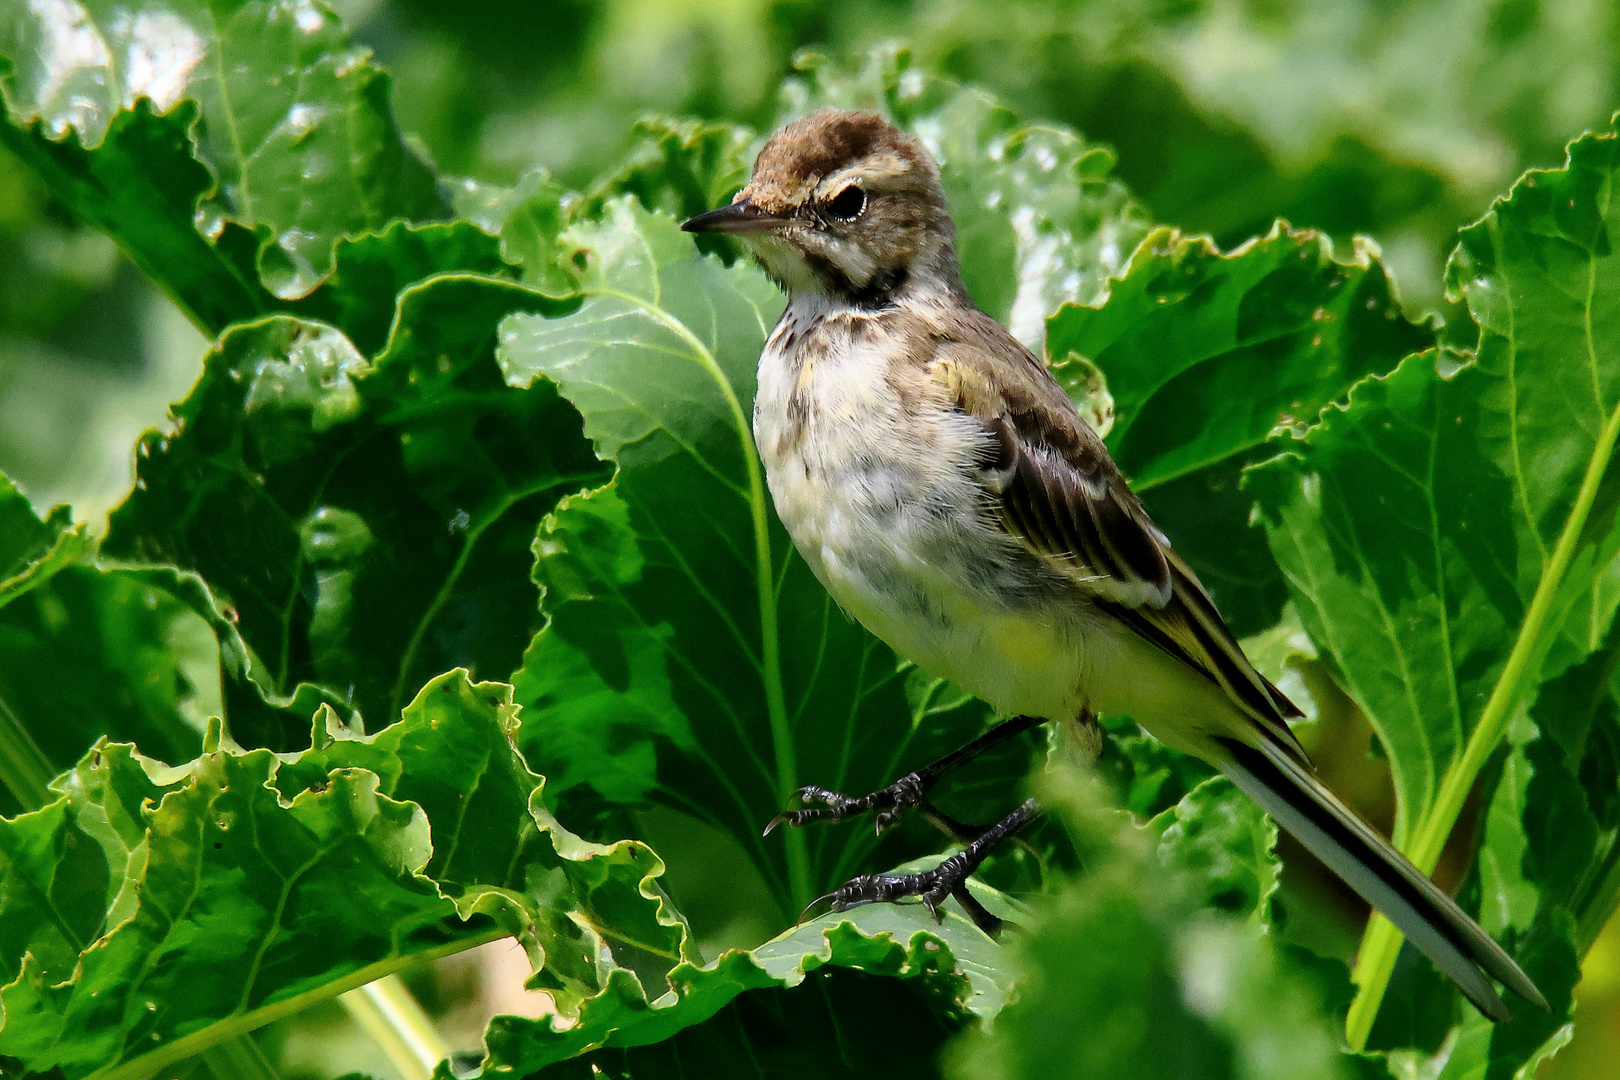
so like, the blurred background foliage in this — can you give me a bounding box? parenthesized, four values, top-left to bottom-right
(4, 0, 1620, 1077)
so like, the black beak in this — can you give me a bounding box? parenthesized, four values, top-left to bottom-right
(681, 199, 785, 234)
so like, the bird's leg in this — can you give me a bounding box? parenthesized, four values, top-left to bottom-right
(814, 798, 1042, 935)
(765, 715, 1042, 836)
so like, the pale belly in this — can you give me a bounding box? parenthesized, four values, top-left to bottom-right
(753, 319, 1090, 721)
(752, 306, 1247, 754)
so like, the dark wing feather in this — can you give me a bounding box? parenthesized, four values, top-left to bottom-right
(932, 316, 1306, 761)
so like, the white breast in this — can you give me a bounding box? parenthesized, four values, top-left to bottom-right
(753, 297, 1095, 723)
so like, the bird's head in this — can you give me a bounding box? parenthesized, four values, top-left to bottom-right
(682, 108, 957, 306)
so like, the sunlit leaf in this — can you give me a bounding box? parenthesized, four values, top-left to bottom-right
(460, 863, 1020, 1077)
(0, 0, 446, 300)
(1248, 123, 1620, 1047)
(0, 473, 86, 605)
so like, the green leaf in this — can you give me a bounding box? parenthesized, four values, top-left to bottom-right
(102, 278, 606, 738)
(0, 669, 678, 1080)
(529, 967, 965, 1080)
(583, 116, 757, 226)
(1248, 352, 1513, 857)
(0, 564, 216, 807)
(0, 472, 360, 813)
(462, 863, 1019, 1077)
(294, 222, 513, 356)
(0, 473, 87, 607)
(945, 769, 1352, 1080)
(1048, 225, 1432, 635)
(1151, 776, 1282, 925)
(1430, 636, 1620, 1079)
(501, 199, 1031, 916)
(0, 98, 274, 335)
(783, 45, 1152, 348)
(452, 170, 575, 295)
(1250, 124, 1620, 1043)
(0, 0, 447, 301)
(1093, 710, 1216, 821)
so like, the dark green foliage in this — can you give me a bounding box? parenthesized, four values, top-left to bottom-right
(1, 5, 1618, 1079)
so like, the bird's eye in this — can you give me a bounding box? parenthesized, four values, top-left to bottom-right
(826, 184, 866, 221)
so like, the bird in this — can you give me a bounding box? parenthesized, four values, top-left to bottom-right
(681, 107, 1544, 1022)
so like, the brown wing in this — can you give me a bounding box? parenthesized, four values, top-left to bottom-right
(929, 311, 1307, 761)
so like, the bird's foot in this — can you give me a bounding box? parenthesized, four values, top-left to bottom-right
(799, 798, 1040, 936)
(817, 854, 996, 932)
(763, 716, 1045, 838)
(764, 771, 931, 836)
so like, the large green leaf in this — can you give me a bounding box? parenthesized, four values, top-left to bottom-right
(1047, 225, 1432, 635)
(293, 221, 513, 356)
(0, 670, 679, 1080)
(463, 869, 1020, 1077)
(529, 966, 965, 1080)
(0, 473, 348, 816)
(784, 45, 1152, 349)
(457, 767, 1316, 1079)
(1248, 352, 1516, 866)
(0, 0, 446, 302)
(1248, 124, 1620, 1045)
(0, 564, 216, 800)
(102, 278, 606, 739)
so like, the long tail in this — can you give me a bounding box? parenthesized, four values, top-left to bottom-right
(1216, 736, 1547, 1022)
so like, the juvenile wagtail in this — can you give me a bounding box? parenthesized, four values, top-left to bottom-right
(682, 108, 1543, 1021)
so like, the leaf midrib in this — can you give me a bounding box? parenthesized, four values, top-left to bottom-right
(583, 275, 810, 910)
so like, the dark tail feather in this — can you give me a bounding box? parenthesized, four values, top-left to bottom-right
(1216, 737, 1547, 1021)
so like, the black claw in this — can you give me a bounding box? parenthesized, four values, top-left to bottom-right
(798, 891, 840, 923)
(797, 799, 1041, 935)
(763, 772, 934, 836)
(762, 718, 1045, 840)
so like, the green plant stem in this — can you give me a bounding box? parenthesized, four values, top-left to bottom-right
(200, 1033, 279, 1080)
(626, 291, 810, 914)
(1345, 395, 1620, 1049)
(339, 974, 452, 1080)
(90, 929, 503, 1080)
(0, 690, 56, 811)
(1576, 838, 1620, 955)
